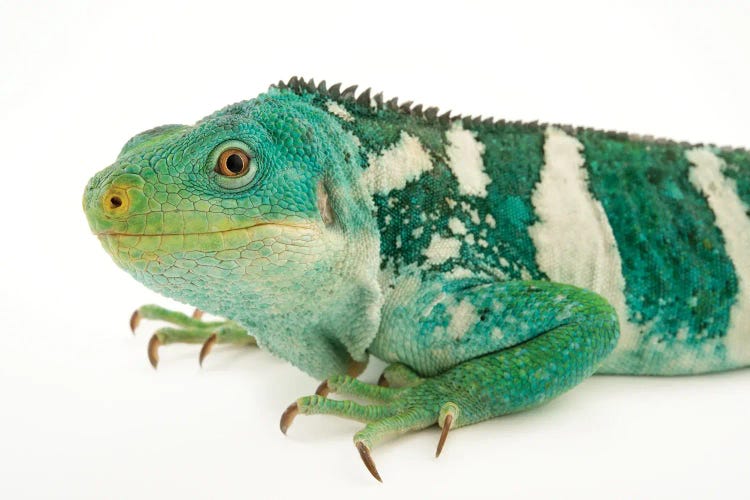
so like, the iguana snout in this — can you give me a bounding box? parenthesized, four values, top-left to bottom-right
(83, 171, 148, 235)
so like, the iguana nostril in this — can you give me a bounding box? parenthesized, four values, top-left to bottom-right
(109, 196, 123, 209)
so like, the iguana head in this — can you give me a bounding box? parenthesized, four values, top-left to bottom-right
(82, 89, 382, 378)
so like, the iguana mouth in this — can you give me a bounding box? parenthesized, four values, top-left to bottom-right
(96, 222, 320, 254)
(96, 221, 316, 237)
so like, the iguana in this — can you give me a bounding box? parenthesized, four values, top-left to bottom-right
(82, 76, 750, 481)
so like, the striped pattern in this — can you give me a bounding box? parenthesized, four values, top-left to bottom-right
(580, 132, 741, 373)
(528, 127, 641, 359)
(687, 148, 750, 367)
(329, 87, 749, 374)
(527, 130, 748, 373)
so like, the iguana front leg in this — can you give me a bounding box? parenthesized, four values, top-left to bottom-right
(281, 280, 619, 481)
(130, 304, 256, 368)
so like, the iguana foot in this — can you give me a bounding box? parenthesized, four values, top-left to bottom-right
(280, 371, 460, 482)
(129, 304, 255, 368)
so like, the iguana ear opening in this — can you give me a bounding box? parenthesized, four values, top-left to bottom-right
(316, 179, 336, 226)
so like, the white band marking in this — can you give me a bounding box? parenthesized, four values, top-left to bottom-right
(529, 126, 639, 354)
(445, 122, 491, 197)
(361, 131, 434, 195)
(687, 148, 750, 365)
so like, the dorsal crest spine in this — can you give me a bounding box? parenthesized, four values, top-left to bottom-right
(271, 75, 744, 152)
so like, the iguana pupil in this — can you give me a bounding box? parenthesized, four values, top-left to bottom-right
(226, 154, 244, 174)
(215, 148, 250, 177)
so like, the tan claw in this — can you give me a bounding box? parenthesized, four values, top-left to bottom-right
(355, 441, 382, 482)
(199, 333, 217, 367)
(192, 308, 204, 320)
(147, 334, 161, 369)
(435, 413, 453, 458)
(314, 380, 330, 397)
(130, 309, 141, 334)
(377, 373, 389, 387)
(279, 402, 299, 435)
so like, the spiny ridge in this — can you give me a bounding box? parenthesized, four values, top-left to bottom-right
(272, 76, 458, 126)
(270, 76, 747, 152)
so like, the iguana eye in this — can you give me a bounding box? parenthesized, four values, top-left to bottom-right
(216, 149, 250, 177)
(209, 141, 257, 190)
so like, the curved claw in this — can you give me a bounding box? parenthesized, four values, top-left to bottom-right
(192, 308, 204, 320)
(199, 333, 217, 367)
(279, 402, 299, 435)
(377, 373, 389, 387)
(355, 441, 382, 482)
(147, 334, 161, 369)
(130, 309, 141, 334)
(314, 380, 330, 397)
(435, 413, 453, 458)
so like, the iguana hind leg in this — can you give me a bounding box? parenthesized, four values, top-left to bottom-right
(130, 304, 255, 368)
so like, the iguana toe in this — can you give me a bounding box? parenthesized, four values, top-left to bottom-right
(127, 304, 256, 368)
(129, 309, 141, 333)
(198, 333, 217, 367)
(435, 402, 458, 458)
(147, 333, 161, 369)
(279, 402, 299, 435)
(355, 441, 382, 482)
(314, 380, 330, 397)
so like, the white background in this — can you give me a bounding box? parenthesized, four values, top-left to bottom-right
(2, 1, 749, 499)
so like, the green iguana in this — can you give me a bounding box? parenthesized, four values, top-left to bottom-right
(82, 77, 750, 481)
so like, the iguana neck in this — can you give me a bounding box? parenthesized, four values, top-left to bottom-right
(272, 81, 547, 284)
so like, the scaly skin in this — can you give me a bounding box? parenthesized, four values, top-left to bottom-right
(83, 77, 750, 481)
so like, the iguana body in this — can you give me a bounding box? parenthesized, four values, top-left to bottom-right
(83, 77, 750, 480)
